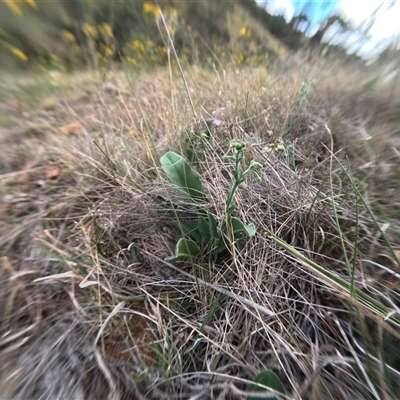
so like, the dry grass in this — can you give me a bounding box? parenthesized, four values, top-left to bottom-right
(0, 53, 400, 400)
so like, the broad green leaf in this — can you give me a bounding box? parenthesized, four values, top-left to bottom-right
(180, 220, 198, 232)
(207, 212, 220, 239)
(190, 228, 203, 245)
(231, 217, 256, 238)
(213, 237, 228, 254)
(180, 220, 203, 244)
(160, 152, 207, 203)
(247, 369, 285, 400)
(198, 216, 212, 244)
(165, 239, 200, 262)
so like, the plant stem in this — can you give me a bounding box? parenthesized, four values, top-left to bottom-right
(225, 180, 241, 214)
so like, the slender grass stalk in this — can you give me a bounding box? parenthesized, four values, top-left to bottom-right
(327, 134, 353, 282)
(263, 229, 400, 328)
(323, 126, 400, 267)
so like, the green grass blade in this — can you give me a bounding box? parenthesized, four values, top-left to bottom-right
(265, 229, 400, 328)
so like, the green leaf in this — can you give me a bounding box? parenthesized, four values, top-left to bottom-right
(247, 369, 285, 400)
(201, 130, 211, 140)
(207, 212, 220, 239)
(180, 220, 198, 232)
(231, 217, 256, 238)
(165, 238, 200, 263)
(213, 238, 228, 254)
(160, 152, 207, 203)
(198, 216, 212, 244)
(180, 220, 203, 244)
(130, 246, 138, 263)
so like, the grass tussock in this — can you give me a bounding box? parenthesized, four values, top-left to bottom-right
(1, 52, 400, 400)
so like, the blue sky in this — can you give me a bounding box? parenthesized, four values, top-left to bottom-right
(261, 1, 400, 59)
(290, 0, 338, 29)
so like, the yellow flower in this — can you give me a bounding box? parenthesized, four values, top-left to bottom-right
(155, 46, 167, 55)
(0, 40, 28, 60)
(62, 31, 76, 42)
(143, 2, 161, 18)
(103, 46, 114, 57)
(4, 0, 22, 15)
(132, 39, 145, 53)
(127, 57, 138, 66)
(26, 0, 37, 9)
(50, 53, 60, 62)
(165, 6, 178, 17)
(239, 27, 251, 37)
(143, 2, 152, 13)
(83, 23, 98, 39)
(235, 53, 245, 64)
(167, 25, 175, 35)
(11, 47, 28, 61)
(99, 22, 113, 37)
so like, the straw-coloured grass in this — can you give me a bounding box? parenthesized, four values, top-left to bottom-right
(1, 54, 399, 399)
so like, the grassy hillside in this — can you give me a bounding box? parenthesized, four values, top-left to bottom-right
(0, 0, 295, 71)
(1, 2, 400, 400)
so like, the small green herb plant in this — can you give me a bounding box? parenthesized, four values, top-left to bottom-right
(160, 139, 262, 262)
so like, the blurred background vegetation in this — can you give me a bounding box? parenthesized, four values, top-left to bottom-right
(0, 0, 339, 71)
(1, 0, 400, 73)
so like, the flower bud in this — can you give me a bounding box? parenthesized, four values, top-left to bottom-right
(249, 160, 263, 170)
(230, 139, 246, 151)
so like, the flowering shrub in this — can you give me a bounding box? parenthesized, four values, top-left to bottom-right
(0, 0, 276, 70)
